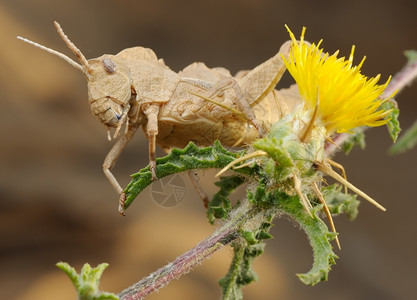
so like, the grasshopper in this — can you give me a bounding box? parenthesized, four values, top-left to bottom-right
(18, 22, 297, 213)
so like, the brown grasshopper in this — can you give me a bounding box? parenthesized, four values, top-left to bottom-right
(18, 22, 297, 213)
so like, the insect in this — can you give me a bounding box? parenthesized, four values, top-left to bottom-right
(18, 21, 298, 214)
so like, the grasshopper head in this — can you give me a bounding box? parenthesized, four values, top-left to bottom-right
(17, 22, 135, 130)
(87, 55, 133, 127)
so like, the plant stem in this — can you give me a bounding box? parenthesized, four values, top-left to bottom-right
(118, 203, 253, 300)
(118, 58, 417, 300)
(383, 57, 417, 98)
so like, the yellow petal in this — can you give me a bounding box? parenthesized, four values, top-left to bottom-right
(282, 25, 393, 135)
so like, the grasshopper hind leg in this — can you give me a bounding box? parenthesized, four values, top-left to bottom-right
(187, 170, 209, 208)
(208, 77, 265, 137)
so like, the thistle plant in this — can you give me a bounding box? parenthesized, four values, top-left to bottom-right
(57, 26, 416, 300)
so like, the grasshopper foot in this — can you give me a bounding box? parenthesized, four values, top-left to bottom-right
(150, 161, 158, 180)
(118, 192, 126, 216)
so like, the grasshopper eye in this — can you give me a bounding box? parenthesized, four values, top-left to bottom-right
(102, 57, 116, 74)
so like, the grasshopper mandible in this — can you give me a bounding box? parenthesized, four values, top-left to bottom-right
(18, 22, 296, 213)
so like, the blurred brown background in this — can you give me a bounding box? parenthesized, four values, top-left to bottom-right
(1, 0, 417, 299)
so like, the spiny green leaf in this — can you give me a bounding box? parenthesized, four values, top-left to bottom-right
(219, 242, 265, 300)
(382, 100, 401, 143)
(254, 137, 294, 168)
(219, 244, 245, 300)
(256, 230, 273, 240)
(210, 206, 228, 220)
(207, 175, 246, 224)
(219, 187, 274, 300)
(341, 128, 366, 154)
(321, 184, 360, 221)
(241, 231, 258, 245)
(273, 192, 338, 286)
(247, 181, 269, 206)
(253, 135, 296, 182)
(389, 119, 417, 154)
(123, 141, 253, 210)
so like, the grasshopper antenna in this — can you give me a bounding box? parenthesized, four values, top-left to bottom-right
(53, 21, 92, 73)
(17, 21, 92, 73)
(17, 35, 83, 72)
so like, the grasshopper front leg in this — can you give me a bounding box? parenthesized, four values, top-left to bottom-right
(142, 103, 160, 180)
(103, 122, 140, 215)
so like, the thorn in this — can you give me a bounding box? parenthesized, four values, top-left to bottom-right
(293, 173, 313, 217)
(232, 161, 254, 170)
(316, 161, 386, 211)
(325, 158, 348, 194)
(325, 138, 341, 150)
(216, 150, 268, 177)
(312, 182, 341, 250)
(299, 89, 319, 142)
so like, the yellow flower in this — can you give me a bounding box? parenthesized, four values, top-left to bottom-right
(282, 25, 393, 135)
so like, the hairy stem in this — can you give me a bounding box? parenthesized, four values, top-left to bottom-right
(383, 56, 417, 98)
(118, 202, 253, 300)
(118, 57, 416, 300)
